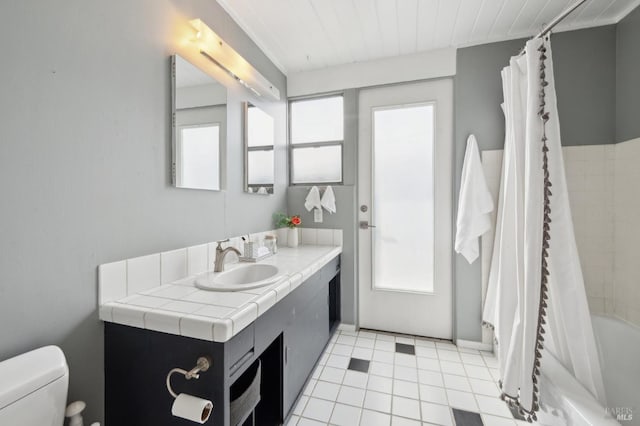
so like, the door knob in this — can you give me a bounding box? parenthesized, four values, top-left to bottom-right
(359, 221, 376, 230)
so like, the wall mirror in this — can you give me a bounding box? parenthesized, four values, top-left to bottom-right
(244, 103, 275, 194)
(171, 54, 227, 191)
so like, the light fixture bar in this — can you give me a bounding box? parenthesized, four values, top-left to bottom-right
(190, 19, 280, 101)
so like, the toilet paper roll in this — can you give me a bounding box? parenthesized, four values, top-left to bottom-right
(171, 393, 213, 424)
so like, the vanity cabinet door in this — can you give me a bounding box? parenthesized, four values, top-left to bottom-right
(283, 285, 330, 414)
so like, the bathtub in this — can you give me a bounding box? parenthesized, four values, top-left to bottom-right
(532, 315, 638, 425)
(593, 315, 640, 425)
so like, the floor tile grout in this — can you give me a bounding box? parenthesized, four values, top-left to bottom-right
(293, 328, 518, 425)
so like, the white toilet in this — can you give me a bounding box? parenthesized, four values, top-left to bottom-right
(0, 346, 69, 426)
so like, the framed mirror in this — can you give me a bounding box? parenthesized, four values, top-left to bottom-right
(171, 55, 227, 191)
(244, 103, 275, 195)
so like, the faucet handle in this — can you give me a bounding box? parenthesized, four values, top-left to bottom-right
(216, 239, 230, 250)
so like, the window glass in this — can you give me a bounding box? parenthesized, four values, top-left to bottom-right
(291, 96, 344, 144)
(247, 106, 274, 147)
(291, 145, 342, 184)
(248, 150, 274, 184)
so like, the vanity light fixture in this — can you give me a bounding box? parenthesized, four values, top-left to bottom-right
(189, 19, 280, 101)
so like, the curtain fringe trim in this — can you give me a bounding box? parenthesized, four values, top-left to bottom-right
(526, 36, 553, 421)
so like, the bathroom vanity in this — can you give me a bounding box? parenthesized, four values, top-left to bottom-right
(101, 245, 341, 426)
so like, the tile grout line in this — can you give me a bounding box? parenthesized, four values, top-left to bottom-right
(296, 328, 515, 424)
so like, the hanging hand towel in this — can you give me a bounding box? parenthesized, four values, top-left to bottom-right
(321, 186, 336, 214)
(454, 135, 494, 264)
(304, 186, 321, 211)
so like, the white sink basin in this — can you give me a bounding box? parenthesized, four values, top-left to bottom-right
(195, 264, 282, 291)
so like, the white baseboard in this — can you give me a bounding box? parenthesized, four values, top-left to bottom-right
(455, 338, 493, 352)
(337, 323, 357, 332)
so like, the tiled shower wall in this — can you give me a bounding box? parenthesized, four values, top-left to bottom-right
(613, 138, 640, 325)
(480, 138, 640, 331)
(563, 145, 615, 317)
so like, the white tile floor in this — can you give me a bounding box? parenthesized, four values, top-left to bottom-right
(286, 328, 531, 426)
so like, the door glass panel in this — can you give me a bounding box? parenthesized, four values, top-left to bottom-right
(372, 104, 434, 293)
(178, 124, 220, 190)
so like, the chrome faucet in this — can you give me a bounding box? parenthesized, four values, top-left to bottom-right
(214, 239, 241, 272)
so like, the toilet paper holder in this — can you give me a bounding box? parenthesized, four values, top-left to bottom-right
(166, 356, 212, 398)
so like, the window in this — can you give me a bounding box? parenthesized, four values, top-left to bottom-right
(246, 104, 275, 193)
(289, 95, 344, 184)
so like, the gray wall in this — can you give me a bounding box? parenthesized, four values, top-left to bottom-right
(453, 25, 617, 340)
(454, 37, 524, 342)
(0, 0, 287, 423)
(553, 26, 617, 146)
(287, 89, 359, 324)
(616, 5, 640, 142)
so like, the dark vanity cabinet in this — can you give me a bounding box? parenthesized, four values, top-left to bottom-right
(105, 255, 340, 426)
(283, 278, 331, 414)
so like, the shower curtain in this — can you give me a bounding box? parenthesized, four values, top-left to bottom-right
(482, 36, 606, 420)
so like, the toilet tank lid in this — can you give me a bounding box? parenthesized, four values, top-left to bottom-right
(0, 345, 68, 410)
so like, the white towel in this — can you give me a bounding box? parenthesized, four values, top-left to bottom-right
(304, 186, 321, 211)
(257, 187, 268, 195)
(454, 135, 494, 264)
(321, 186, 336, 214)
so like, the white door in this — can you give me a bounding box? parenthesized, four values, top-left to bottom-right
(358, 79, 453, 339)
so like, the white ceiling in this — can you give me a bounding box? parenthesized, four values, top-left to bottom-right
(217, 0, 640, 74)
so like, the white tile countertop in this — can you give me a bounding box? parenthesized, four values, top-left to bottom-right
(98, 245, 342, 342)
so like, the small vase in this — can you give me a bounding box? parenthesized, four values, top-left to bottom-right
(287, 227, 299, 248)
(276, 228, 288, 246)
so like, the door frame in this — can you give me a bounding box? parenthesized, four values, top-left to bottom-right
(356, 79, 454, 339)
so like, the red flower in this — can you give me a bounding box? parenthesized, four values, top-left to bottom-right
(291, 216, 301, 226)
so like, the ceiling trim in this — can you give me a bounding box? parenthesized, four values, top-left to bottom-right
(613, 0, 640, 23)
(216, 0, 289, 76)
(456, 19, 618, 50)
(287, 48, 456, 97)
